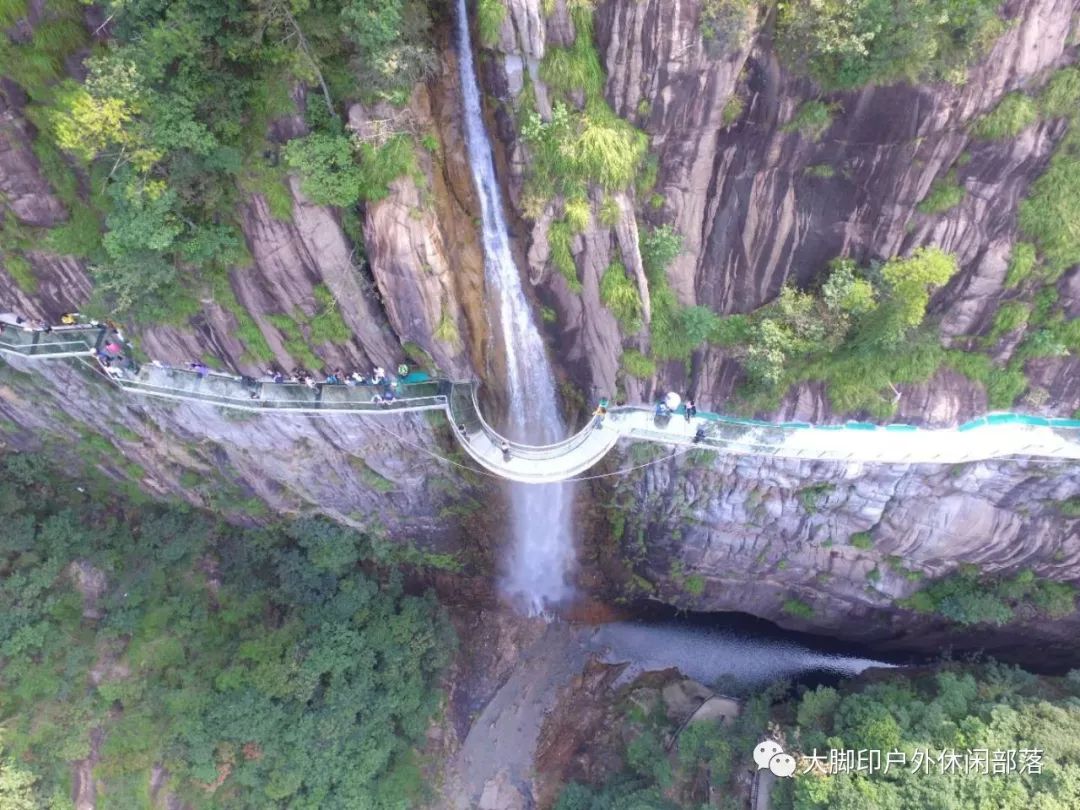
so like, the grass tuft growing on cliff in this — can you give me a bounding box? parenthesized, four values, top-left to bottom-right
(781, 100, 835, 142)
(972, 92, 1038, 140)
(477, 0, 507, 48)
(1004, 242, 1038, 288)
(549, 219, 582, 292)
(917, 170, 965, 215)
(620, 349, 656, 380)
(600, 262, 644, 332)
(2, 253, 37, 293)
(1018, 127, 1080, 275)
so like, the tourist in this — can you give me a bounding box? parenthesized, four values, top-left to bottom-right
(501, 440, 512, 462)
(325, 371, 339, 385)
(693, 426, 707, 444)
(397, 363, 409, 378)
(592, 400, 608, 428)
(189, 362, 209, 378)
(373, 366, 385, 384)
(304, 375, 317, 389)
(272, 371, 284, 384)
(60, 312, 78, 325)
(685, 398, 697, 422)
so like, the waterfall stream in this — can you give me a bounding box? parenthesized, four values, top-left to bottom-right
(455, 0, 576, 613)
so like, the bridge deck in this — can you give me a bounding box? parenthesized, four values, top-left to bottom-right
(2, 315, 1079, 483)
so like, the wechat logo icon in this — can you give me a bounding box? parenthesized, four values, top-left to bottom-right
(753, 740, 797, 778)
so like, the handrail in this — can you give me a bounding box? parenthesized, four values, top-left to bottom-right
(452, 382, 602, 460)
(2, 315, 1079, 484)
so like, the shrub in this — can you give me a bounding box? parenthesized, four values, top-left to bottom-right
(477, 0, 507, 47)
(284, 133, 414, 208)
(3, 253, 37, 293)
(434, 308, 460, 346)
(284, 133, 363, 207)
(917, 170, 965, 215)
(721, 95, 745, 126)
(1004, 242, 1037, 288)
(805, 163, 836, 178)
(782, 598, 814, 619)
(548, 219, 582, 292)
(972, 92, 1038, 140)
(621, 349, 657, 379)
(850, 531, 873, 550)
(987, 300, 1030, 341)
(564, 197, 590, 233)
(1038, 66, 1080, 119)
(600, 262, 644, 332)
(1018, 129, 1080, 274)
(776, 0, 1003, 89)
(901, 568, 1075, 625)
(782, 100, 834, 141)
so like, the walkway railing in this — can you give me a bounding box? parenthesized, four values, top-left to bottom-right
(2, 313, 1079, 482)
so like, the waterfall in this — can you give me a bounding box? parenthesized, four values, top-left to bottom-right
(454, 0, 576, 613)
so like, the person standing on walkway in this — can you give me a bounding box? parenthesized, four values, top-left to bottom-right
(501, 440, 511, 462)
(685, 398, 697, 422)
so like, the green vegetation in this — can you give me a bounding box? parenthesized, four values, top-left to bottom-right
(639, 224, 725, 363)
(549, 219, 582, 292)
(783, 598, 815, 619)
(265, 285, 352, 366)
(1004, 241, 1038, 288)
(721, 94, 745, 126)
(434, 307, 461, 347)
(776, 0, 1004, 89)
(917, 170, 965, 215)
(900, 566, 1077, 625)
(564, 197, 591, 232)
(987, 300, 1030, 341)
(0, 453, 452, 807)
(711, 249, 960, 416)
(849, 531, 873, 550)
(1, 254, 36, 294)
(600, 262, 644, 332)
(26, 0, 432, 322)
(797, 483, 834, 513)
(1017, 126, 1080, 275)
(782, 101, 835, 142)
(557, 663, 1080, 810)
(699, 0, 756, 51)
(621, 349, 657, 380)
(285, 131, 416, 208)
(477, 0, 507, 47)
(523, 3, 648, 214)
(804, 163, 836, 179)
(972, 92, 1038, 140)
(1038, 66, 1080, 120)
(522, 103, 648, 198)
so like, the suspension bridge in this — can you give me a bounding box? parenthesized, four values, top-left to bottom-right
(2, 315, 1079, 483)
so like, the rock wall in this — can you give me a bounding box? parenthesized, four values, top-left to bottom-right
(589, 443, 1080, 663)
(478, 0, 1080, 420)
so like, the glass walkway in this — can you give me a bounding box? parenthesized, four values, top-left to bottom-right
(2, 314, 1078, 483)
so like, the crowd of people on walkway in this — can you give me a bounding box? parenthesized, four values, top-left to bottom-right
(2, 309, 428, 407)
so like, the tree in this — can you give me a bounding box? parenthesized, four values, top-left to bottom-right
(284, 132, 364, 207)
(881, 247, 958, 328)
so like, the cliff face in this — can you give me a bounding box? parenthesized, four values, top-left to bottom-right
(482, 0, 1080, 420)
(0, 5, 494, 551)
(585, 444, 1079, 661)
